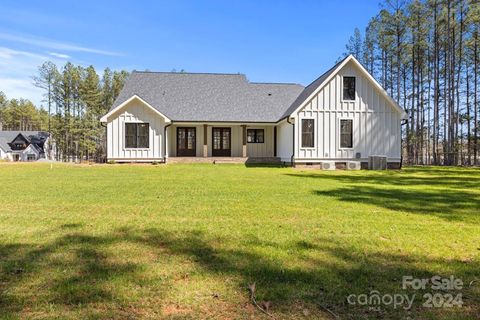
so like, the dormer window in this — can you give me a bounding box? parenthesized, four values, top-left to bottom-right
(343, 76, 356, 101)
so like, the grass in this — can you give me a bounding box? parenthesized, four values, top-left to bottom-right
(0, 163, 479, 319)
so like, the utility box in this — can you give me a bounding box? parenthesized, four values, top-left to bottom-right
(320, 161, 336, 170)
(368, 156, 387, 170)
(347, 161, 361, 170)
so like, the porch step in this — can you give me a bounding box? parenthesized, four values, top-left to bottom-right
(167, 157, 281, 164)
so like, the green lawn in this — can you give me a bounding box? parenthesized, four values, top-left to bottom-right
(0, 163, 479, 319)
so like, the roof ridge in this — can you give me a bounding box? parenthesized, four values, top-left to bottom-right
(249, 82, 303, 86)
(132, 70, 246, 76)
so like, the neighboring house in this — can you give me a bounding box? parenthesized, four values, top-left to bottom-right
(101, 55, 407, 167)
(0, 131, 53, 161)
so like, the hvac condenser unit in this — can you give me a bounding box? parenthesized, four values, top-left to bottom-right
(347, 161, 361, 170)
(320, 161, 336, 170)
(368, 156, 387, 170)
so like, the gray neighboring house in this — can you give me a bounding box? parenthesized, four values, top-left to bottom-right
(0, 131, 53, 162)
(101, 55, 407, 167)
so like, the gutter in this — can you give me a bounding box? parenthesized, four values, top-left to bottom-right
(286, 117, 295, 167)
(400, 119, 408, 169)
(164, 123, 172, 163)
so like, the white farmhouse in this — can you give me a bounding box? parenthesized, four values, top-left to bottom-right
(0, 131, 53, 162)
(101, 55, 407, 168)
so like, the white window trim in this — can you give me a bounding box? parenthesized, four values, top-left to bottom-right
(300, 118, 316, 150)
(341, 75, 357, 103)
(123, 121, 151, 151)
(338, 117, 354, 150)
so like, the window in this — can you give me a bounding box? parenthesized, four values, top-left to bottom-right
(343, 76, 356, 101)
(27, 154, 36, 161)
(301, 119, 314, 148)
(247, 129, 264, 143)
(340, 119, 353, 148)
(125, 123, 149, 148)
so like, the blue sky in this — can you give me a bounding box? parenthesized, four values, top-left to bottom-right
(0, 0, 380, 107)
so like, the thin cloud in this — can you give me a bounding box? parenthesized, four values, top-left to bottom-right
(0, 47, 63, 105)
(0, 32, 122, 56)
(48, 52, 70, 59)
(0, 47, 49, 60)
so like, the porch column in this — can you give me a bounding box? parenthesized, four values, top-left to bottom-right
(241, 125, 247, 157)
(165, 126, 169, 159)
(203, 124, 208, 157)
(273, 126, 277, 157)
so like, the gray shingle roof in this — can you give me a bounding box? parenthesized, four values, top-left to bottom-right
(0, 137, 10, 152)
(109, 72, 305, 122)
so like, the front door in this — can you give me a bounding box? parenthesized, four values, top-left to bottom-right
(177, 127, 196, 156)
(212, 127, 231, 157)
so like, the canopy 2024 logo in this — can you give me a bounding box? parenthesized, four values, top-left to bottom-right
(347, 275, 465, 310)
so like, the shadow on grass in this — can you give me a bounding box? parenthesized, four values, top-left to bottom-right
(0, 230, 151, 318)
(1, 225, 478, 319)
(286, 168, 480, 223)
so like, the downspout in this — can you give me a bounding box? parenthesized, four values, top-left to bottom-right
(164, 123, 172, 163)
(101, 122, 107, 163)
(287, 117, 295, 167)
(400, 119, 408, 169)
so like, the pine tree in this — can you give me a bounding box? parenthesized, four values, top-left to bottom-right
(345, 28, 363, 59)
(33, 61, 58, 151)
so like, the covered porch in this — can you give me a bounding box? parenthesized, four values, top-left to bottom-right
(166, 123, 279, 161)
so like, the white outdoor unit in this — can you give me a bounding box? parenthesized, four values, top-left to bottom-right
(368, 156, 387, 170)
(347, 161, 361, 170)
(320, 161, 336, 170)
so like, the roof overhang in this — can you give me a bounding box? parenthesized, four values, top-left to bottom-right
(170, 120, 278, 126)
(100, 95, 171, 123)
(289, 55, 408, 119)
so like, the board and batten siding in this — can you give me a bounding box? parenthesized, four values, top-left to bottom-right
(106, 100, 166, 161)
(293, 60, 402, 162)
(246, 126, 274, 158)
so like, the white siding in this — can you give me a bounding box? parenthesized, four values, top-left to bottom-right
(106, 99, 167, 161)
(294, 60, 402, 162)
(277, 121, 293, 162)
(19, 145, 39, 161)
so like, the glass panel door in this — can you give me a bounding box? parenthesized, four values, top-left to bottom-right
(177, 127, 196, 156)
(212, 128, 231, 157)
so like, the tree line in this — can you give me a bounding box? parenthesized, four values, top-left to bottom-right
(0, 93, 49, 131)
(0, 62, 128, 161)
(344, 0, 479, 165)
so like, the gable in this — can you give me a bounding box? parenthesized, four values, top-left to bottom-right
(11, 133, 29, 144)
(23, 144, 40, 155)
(288, 55, 407, 118)
(100, 95, 171, 123)
(9, 133, 30, 150)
